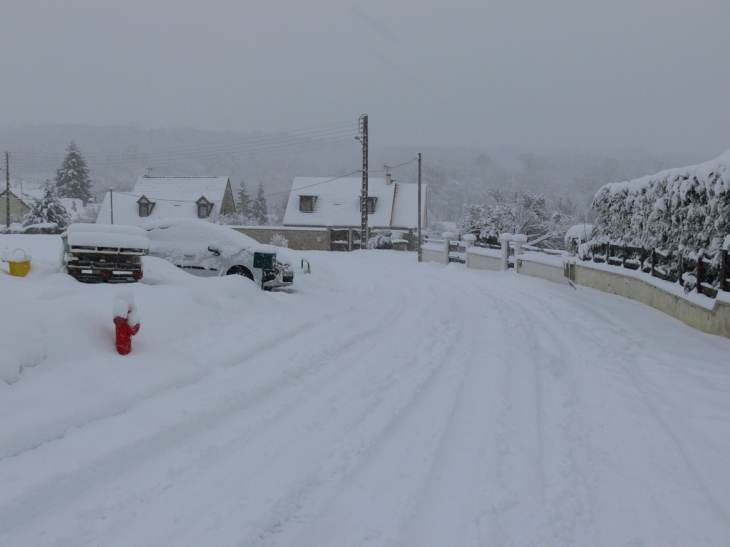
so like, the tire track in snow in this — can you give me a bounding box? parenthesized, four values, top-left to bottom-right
(260, 274, 478, 546)
(504, 278, 730, 544)
(234, 270, 472, 546)
(102, 262, 467, 547)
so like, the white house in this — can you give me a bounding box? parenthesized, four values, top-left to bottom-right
(96, 176, 236, 226)
(283, 174, 427, 232)
(0, 188, 31, 225)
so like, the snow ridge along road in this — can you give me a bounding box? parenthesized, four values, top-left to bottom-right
(0, 242, 729, 546)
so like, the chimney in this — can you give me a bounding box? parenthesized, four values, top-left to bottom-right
(385, 173, 393, 185)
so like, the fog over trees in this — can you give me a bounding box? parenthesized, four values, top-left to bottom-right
(0, 124, 707, 225)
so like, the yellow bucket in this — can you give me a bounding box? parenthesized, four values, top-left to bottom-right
(9, 260, 31, 277)
(4, 249, 31, 277)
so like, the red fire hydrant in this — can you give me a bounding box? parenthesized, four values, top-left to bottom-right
(113, 289, 140, 355)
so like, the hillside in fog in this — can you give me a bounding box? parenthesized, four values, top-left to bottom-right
(0, 124, 706, 223)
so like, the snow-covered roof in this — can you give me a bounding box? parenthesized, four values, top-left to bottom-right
(390, 183, 427, 229)
(95, 176, 231, 226)
(133, 176, 230, 203)
(283, 177, 426, 229)
(0, 188, 31, 204)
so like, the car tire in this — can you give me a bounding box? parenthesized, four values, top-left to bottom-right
(226, 265, 254, 281)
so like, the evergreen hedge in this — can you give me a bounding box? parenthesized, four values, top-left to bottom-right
(591, 150, 730, 289)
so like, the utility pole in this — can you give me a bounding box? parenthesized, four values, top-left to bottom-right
(418, 152, 422, 262)
(109, 187, 114, 225)
(5, 153, 9, 230)
(359, 114, 368, 249)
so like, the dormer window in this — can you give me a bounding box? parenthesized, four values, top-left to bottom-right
(137, 195, 155, 217)
(361, 196, 377, 214)
(196, 196, 213, 218)
(299, 195, 317, 213)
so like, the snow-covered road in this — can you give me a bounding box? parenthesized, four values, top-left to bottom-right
(1, 241, 729, 546)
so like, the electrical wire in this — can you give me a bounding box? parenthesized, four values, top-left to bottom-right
(382, 156, 418, 173)
(10, 120, 358, 164)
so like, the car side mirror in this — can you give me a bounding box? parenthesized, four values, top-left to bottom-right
(208, 245, 221, 256)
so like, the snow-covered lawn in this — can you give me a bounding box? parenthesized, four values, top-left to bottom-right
(1, 234, 729, 546)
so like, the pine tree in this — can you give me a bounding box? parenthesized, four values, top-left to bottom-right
(251, 182, 268, 225)
(55, 141, 93, 205)
(237, 181, 252, 217)
(23, 180, 71, 229)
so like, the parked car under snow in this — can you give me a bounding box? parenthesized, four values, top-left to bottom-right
(143, 219, 294, 290)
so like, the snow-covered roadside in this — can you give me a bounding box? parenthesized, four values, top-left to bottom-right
(1, 236, 729, 546)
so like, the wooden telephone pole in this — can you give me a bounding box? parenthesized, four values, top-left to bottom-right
(418, 152, 422, 262)
(5, 153, 9, 229)
(359, 114, 368, 249)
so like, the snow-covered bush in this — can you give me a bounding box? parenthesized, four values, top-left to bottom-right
(460, 190, 575, 249)
(73, 203, 100, 224)
(367, 230, 394, 250)
(589, 150, 730, 290)
(208, 212, 257, 226)
(565, 224, 593, 254)
(23, 180, 70, 231)
(592, 150, 730, 256)
(270, 234, 288, 248)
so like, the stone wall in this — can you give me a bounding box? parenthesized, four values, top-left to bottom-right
(232, 226, 331, 251)
(574, 262, 730, 339)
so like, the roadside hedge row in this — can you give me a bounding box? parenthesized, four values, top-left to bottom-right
(592, 150, 730, 259)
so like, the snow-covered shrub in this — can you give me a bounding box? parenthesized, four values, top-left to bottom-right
(592, 150, 730, 253)
(460, 190, 575, 249)
(367, 230, 394, 250)
(565, 224, 593, 254)
(73, 203, 100, 224)
(270, 234, 288, 248)
(208, 212, 257, 226)
(590, 150, 730, 290)
(23, 180, 70, 231)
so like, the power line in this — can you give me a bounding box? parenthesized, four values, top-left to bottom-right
(10, 133, 359, 172)
(263, 170, 364, 199)
(10, 120, 358, 164)
(383, 156, 418, 172)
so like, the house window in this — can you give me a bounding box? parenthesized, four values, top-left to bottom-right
(196, 196, 212, 218)
(137, 195, 155, 217)
(361, 196, 377, 214)
(299, 195, 316, 213)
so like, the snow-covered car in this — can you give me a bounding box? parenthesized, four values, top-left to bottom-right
(143, 219, 294, 289)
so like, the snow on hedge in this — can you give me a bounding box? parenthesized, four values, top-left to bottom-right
(592, 149, 730, 256)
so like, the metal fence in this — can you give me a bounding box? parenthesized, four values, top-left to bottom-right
(585, 242, 729, 297)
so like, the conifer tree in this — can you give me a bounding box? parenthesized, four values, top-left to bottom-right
(237, 181, 252, 217)
(251, 182, 268, 225)
(23, 180, 71, 229)
(55, 141, 93, 205)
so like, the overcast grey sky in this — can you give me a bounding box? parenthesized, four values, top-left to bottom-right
(1, 1, 728, 157)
